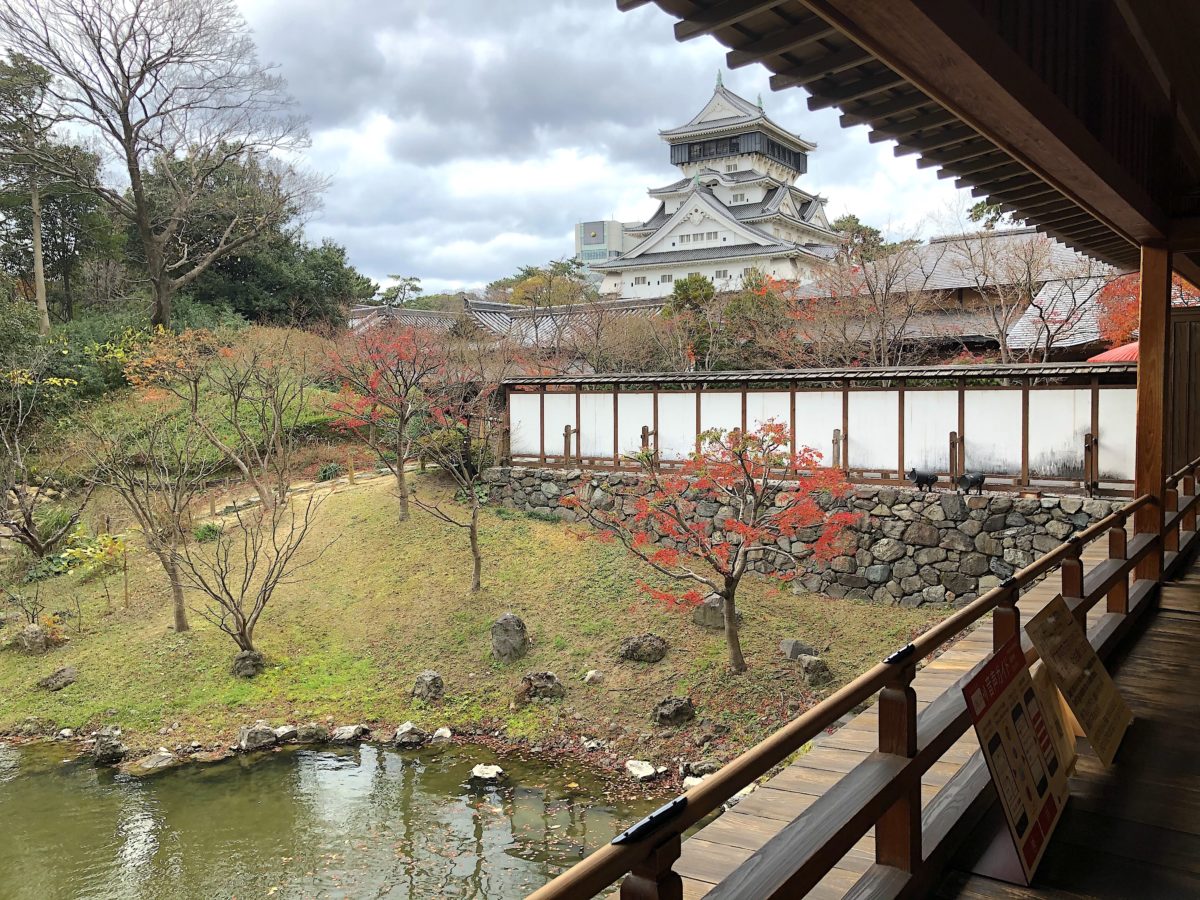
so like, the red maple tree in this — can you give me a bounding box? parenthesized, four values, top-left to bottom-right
(327, 325, 447, 521)
(563, 422, 856, 672)
(1096, 272, 1200, 346)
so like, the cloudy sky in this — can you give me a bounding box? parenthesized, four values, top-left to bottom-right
(240, 0, 969, 293)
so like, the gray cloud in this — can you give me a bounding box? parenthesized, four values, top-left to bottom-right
(241, 0, 966, 290)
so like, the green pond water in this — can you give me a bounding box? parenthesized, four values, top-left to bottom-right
(0, 741, 662, 900)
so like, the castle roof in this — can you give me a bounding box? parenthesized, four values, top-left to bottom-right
(659, 84, 816, 153)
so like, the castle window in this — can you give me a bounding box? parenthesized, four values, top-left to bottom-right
(732, 192, 747, 203)
(661, 273, 673, 283)
(715, 269, 729, 279)
(688, 272, 701, 278)
(725, 163, 737, 173)
(679, 234, 691, 244)
(705, 231, 718, 240)
(633, 275, 648, 286)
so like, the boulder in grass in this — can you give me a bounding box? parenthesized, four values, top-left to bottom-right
(37, 665, 77, 692)
(412, 671, 444, 702)
(780, 639, 818, 660)
(18, 624, 49, 655)
(430, 727, 452, 744)
(797, 655, 832, 685)
(618, 633, 668, 663)
(274, 725, 299, 743)
(691, 594, 742, 630)
(491, 613, 530, 663)
(625, 759, 660, 782)
(515, 671, 566, 704)
(231, 650, 265, 679)
(651, 696, 696, 727)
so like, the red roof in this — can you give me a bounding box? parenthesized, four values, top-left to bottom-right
(1089, 341, 1139, 362)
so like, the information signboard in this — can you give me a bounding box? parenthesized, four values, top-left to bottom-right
(1025, 595, 1132, 767)
(963, 635, 1069, 882)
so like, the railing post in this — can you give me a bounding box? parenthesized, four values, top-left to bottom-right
(1164, 487, 1179, 552)
(993, 577, 1020, 651)
(1061, 537, 1084, 620)
(949, 431, 959, 480)
(832, 428, 842, 469)
(1184, 475, 1198, 534)
(563, 424, 576, 462)
(1108, 515, 1129, 615)
(877, 659, 920, 872)
(620, 834, 682, 900)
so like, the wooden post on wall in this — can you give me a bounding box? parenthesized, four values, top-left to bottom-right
(897, 382, 906, 479)
(1135, 245, 1171, 582)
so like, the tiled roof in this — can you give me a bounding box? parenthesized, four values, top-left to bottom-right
(591, 242, 804, 269)
(1007, 276, 1106, 350)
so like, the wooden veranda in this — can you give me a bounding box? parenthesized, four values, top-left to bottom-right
(530, 2, 1200, 898)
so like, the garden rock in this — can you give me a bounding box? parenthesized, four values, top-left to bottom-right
(230, 650, 265, 678)
(516, 671, 566, 703)
(18, 624, 49, 655)
(237, 720, 277, 752)
(683, 775, 711, 790)
(871, 538, 906, 563)
(273, 725, 298, 743)
(780, 639, 819, 659)
(797, 655, 832, 684)
(625, 759, 661, 782)
(92, 726, 127, 766)
(583, 669, 604, 684)
(431, 727, 452, 743)
(491, 613, 530, 662)
(412, 670, 445, 702)
(691, 593, 741, 629)
(137, 748, 180, 773)
(330, 724, 370, 743)
(393, 721, 428, 748)
(470, 763, 505, 783)
(651, 696, 696, 727)
(37, 665, 77, 692)
(296, 722, 329, 743)
(619, 633, 668, 663)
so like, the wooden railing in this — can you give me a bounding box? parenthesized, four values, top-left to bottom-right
(529, 456, 1200, 900)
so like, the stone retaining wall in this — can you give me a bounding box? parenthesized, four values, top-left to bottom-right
(482, 467, 1122, 608)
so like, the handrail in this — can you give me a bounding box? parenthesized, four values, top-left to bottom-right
(532, 456, 1200, 900)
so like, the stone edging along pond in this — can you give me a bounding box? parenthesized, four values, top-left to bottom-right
(483, 467, 1123, 608)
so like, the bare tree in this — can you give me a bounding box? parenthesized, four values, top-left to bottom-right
(84, 411, 215, 632)
(411, 338, 516, 593)
(0, 0, 321, 327)
(1018, 258, 1110, 361)
(127, 328, 315, 511)
(173, 492, 329, 672)
(1, 344, 93, 556)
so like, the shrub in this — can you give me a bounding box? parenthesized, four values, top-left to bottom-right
(194, 522, 223, 543)
(316, 461, 345, 482)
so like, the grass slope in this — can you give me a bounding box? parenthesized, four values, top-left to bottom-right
(0, 474, 943, 763)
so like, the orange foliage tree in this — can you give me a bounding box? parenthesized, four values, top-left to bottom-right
(562, 423, 856, 672)
(326, 325, 447, 521)
(1096, 272, 1200, 346)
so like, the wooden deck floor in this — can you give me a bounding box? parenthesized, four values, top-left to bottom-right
(936, 560, 1200, 900)
(676, 538, 1118, 899)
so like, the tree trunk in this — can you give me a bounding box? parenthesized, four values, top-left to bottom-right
(723, 591, 747, 672)
(151, 278, 172, 329)
(396, 462, 409, 521)
(30, 180, 49, 336)
(469, 501, 482, 593)
(61, 262, 73, 321)
(165, 558, 189, 633)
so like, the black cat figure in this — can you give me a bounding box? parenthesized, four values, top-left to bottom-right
(906, 468, 937, 492)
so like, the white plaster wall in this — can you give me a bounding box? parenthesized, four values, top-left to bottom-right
(1098, 387, 1136, 480)
(746, 391, 792, 444)
(542, 393, 576, 459)
(700, 392, 740, 435)
(964, 391, 1023, 474)
(616, 392, 655, 459)
(658, 391, 699, 460)
(509, 393, 541, 457)
(904, 390, 958, 471)
(793, 391, 843, 464)
(849, 392, 900, 471)
(1028, 389, 1091, 477)
(579, 393, 615, 459)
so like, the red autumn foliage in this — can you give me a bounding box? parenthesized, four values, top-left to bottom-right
(1096, 272, 1200, 346)
(563, 421, 857, 672)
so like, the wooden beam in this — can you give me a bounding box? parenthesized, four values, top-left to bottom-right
(893, 125, 978, 156)
(727, 17, 835, 68)
(1134, 244, 1171, 581)
(912, 139, 994, 169)
(1169, 217, 1200, 252)
(839, 90, 932, 126)
(806, 70, 906, 109)
(769, 45, 873, 89)
(674, 0, 786, 42)
(797, 0, 1168, 245)
(867, 109, 959, 143)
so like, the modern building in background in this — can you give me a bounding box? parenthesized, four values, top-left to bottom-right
(576, 78, 840, 298)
